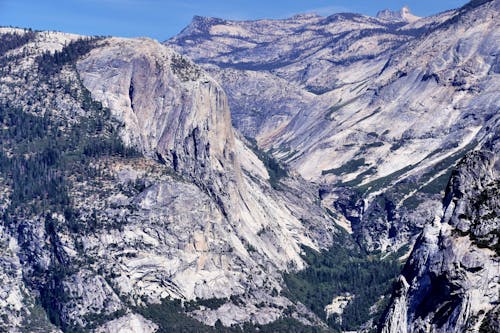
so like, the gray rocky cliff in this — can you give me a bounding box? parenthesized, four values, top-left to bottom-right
(77, 38, 238, 194)
(0, 29, 338, 331)
(381, 135, 499, 332)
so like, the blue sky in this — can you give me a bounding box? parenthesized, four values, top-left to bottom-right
(0, 0, 469, 41)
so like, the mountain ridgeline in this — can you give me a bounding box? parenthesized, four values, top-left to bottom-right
(0, 0, 498, 332)
(168, 0, 499, 254)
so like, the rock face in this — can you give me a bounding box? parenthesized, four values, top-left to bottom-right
(0, 29, 337, 331)
(77, 38, 236, 185)
(168, 11, 421, 140)
(381, 136, 499, 332)
(76, 37, 336, 302)
(168, 0, 500, 251)
(0, 1, 498, 332)
(94, 314, 158, 333)
(376, 7, 421, 23)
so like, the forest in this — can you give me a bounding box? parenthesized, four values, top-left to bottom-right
(0, 36, 140, 330)
(284, 238, 402, 332)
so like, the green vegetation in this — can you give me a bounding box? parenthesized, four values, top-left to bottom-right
(0, 98, 138, 217)
(437, 0, 493, 31)
(185, 297, 228, 311)
(37, 37, 103, 76)
(360, 141, 384, 151)
(135, 299, 233, 332)
(355, 164, 416, 195)
(465, 0, 493, 9)
(336, 167, 377, 188)
(390, 140, 404, 151)
(0, 29, 36, 57)
(0, 37, 140, 331)
(470, 228, 500, 256)
(393, 141, 478, 203)
(81, 310, 127, 331)
(322, 158, 367, 176)
(170, 54, 201, 81)
(20, 303, 57, 333)
(342, 141, 478, 225)
(0, 98, 137, 329)
(401, 195, 424, 210)
(354, 107, 382, 125)
(479, 306, 500, 333)
(245, 137, 288, 189)
(422, 141, 476, 179)
(0, 30, 37, 78)
(272, 144, 302, 162)
(470, 180, 500, 255)
(0, 35, 139, 212)
(350, 80, 368, 93)
(420, 171, 453, 194)
(453, 181, 499, 256)
(283, 243, 402, 332)
(136, 299, 332, 333)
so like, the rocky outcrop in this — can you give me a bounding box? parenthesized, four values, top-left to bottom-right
(0, 225, 28, 331)
(77, 38, 237, 193)
(376, 7, 421, 23)
(168, 11, 417, 140)
(94, 314, 158, 333)
(381, 137, 499, 332)
(76, 37, 337, 285)
(74, 37, 340, 328)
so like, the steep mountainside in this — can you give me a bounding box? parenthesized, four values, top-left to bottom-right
(168, 0, 500, 251)
(0, 28, 349, 332)
(0, 1, 498, 332)
(381, 135, 499, 332)
(168, 8, 432, 138)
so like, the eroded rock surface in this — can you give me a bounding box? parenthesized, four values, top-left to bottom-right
(381, 136, 499, 332)
(0, 29, 337, 331)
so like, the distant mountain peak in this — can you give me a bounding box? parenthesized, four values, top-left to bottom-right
(290, 13, 321, 20)
(376, 6, 421, 23)
(191, 15, 226, 26)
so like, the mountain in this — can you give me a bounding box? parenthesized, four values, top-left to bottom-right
(0, 0, 498, 332)
(376, 6, 422, 23)
(0, 29, 344, 331)
(381, 135, 499, 332)
(167, 0, 499, 251)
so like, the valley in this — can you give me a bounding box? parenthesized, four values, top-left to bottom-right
(0, 0, 498, 332)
